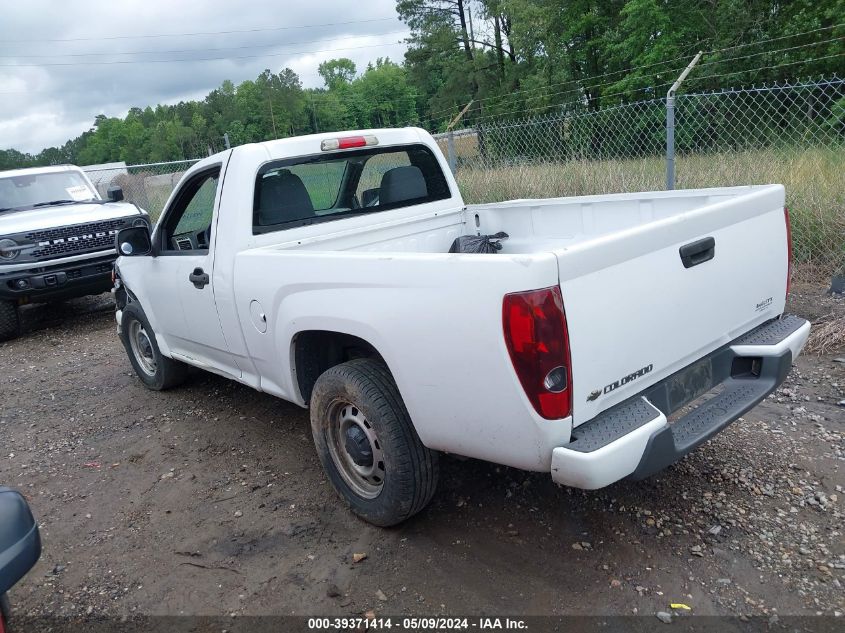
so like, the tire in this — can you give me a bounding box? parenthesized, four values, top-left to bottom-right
(0, 300, 20, 342)
(310, 358, 439, 526)
(120, 303, 188, 390)
(0, 592, 9, 623)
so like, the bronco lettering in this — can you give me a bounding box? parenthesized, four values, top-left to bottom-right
(38, 229, 118, 248)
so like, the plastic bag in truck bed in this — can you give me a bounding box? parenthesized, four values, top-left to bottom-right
(448, 232, 509, 254)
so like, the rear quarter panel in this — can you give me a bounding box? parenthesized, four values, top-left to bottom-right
(233, 249, 573, 471)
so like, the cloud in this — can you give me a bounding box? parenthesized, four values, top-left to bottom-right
(0, 0, 408, 154)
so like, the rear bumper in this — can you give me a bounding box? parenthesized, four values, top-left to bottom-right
(551, 314, 810, 489)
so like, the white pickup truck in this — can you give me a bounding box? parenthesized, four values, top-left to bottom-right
(113, 128, 809, 526)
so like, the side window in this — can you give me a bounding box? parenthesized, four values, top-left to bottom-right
(161, 168, 220, 252)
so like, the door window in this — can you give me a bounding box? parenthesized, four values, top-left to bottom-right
(161, 167, 220, 252)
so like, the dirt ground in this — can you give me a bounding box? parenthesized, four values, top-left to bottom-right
(1, 284, 843, 625)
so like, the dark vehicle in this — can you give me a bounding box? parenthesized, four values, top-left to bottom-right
(0, 164, 149, 341)
(0, 487, 41, 631)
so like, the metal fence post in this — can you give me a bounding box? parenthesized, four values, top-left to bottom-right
(666, 96, 675, 190)
(666, 51, 703, 190)
(446, 130, 457, 175)
(443, 100, 474, 175)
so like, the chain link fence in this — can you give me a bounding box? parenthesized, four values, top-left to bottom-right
(84, 77, 844, 281)
(434, 76, 844, 281)
(674, 79, 844, 280)
(84, 159, 199, 221)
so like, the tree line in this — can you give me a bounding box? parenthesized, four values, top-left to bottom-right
(2, 0, 842, 170)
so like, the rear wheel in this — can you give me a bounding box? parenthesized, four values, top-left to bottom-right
(0, 300, 20, 342)
(120, 303, 188, 390)
(310, 358, 439, 526)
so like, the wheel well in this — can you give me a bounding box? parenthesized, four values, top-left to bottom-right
(294, 331, 384, 405)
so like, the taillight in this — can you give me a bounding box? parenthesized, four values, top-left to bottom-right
(784, 206, 793, 299)
(320, 135, 379, 151)
(503, 286, 572, 419)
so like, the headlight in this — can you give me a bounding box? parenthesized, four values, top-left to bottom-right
(132, 218, 149, 229)
(0, 238, 19, 260)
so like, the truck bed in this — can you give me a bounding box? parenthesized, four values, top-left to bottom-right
(262, 185, 780, 258)
(233, 184, 787, 463)
(469, 186, 772, 254)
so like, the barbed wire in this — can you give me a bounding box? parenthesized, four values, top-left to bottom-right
(0, 37, 408, 68)
(679, 75, 843, 97)
(425, 56, 694, 121)
(1, 16, 398, 44)
(426, 51, 845, 128)
(705, 23, 844, 55)
(686, 36, 844, 72)
(425, 24, 845, 121)
(676, 52, 845, 91)
(0, 31, 410, 60)
(427, 34, 845, 123)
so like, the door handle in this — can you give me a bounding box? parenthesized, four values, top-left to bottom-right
(189, 267, 210, 289)
(679, 237, 715, 268)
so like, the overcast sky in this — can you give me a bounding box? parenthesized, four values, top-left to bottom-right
(0, 0, 409, 154)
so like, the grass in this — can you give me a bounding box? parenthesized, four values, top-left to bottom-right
(806, 314, 845, 354)
(453, 146, 845, 281)
(807, 313, 845, 356)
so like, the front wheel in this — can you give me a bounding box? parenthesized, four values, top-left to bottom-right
(310, 358, 439, 526)
(0, 300, 20, 342)
(120, 303, 188, 390)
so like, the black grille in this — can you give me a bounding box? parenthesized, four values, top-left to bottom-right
(26, 219, 127, 259)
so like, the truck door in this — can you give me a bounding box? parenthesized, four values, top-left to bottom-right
(144, 164, 241, 379)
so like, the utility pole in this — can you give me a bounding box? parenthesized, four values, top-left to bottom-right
(310, 92, 319, 133)
(666, 51, 702, 190)
(468, 4, 474, 43)
(268, 98, 277, 137)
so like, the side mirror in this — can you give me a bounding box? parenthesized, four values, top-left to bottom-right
(116, 226, 152, 257)
(361, 188, 379, 207)
(0, 487, 41, 597)
(107, 185, 124, 202)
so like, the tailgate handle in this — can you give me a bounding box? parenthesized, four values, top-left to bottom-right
(679, 237, 715, 268)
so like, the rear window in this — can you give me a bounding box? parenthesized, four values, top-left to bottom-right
(253, 144, 451, 234)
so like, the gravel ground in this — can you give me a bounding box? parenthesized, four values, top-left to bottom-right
(0, 285, 842, 623)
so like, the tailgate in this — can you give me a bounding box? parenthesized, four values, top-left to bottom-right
(558, 185, 788, 426)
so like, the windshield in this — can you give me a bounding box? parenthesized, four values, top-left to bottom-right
(0, 170, 98, 211)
